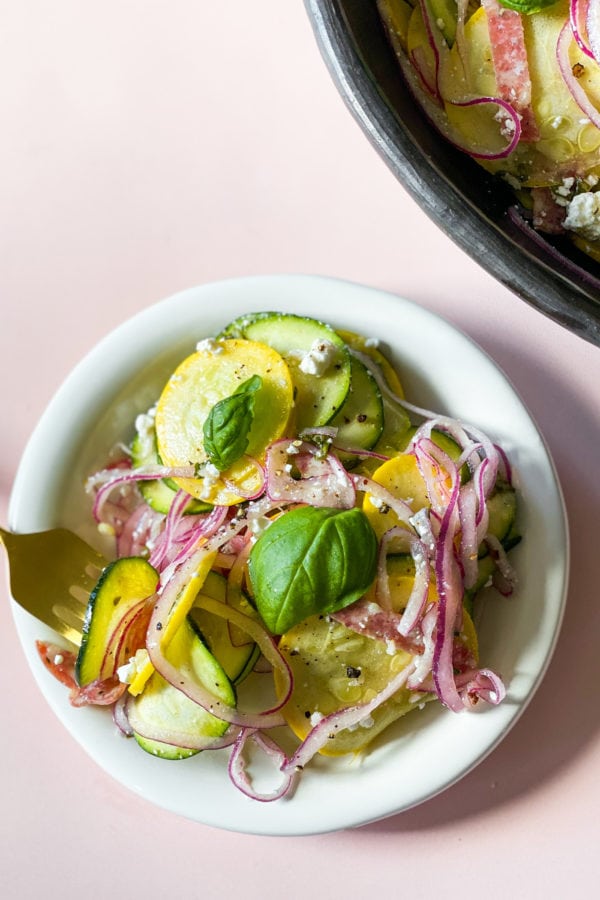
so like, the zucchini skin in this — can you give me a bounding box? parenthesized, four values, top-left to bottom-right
(75, 557, 158, 687)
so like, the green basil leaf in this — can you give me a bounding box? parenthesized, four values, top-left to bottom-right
(497, 0, 557, 13)
(203, 374, 262, 471)
(248, 506, 378, 634)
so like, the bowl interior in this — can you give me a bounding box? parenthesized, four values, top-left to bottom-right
(305, 0, 600, 345)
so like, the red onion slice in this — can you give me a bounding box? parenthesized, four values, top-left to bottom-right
(431, 475, 464, 712)
(228, 728, 296, 802)
(113, 693, 133, 736)
(571, 0, 595, 58)
(265, 439, 355, 508)
(557, 20, 600, 129)
(585, 0, 600, 62)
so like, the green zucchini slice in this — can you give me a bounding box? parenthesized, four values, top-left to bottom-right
(188, 571, 260, 685)
(130, 617, 235, 760)
(219, 312, 352, 429)
(75, 557, 158, 687)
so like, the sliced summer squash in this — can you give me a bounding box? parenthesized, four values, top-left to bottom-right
(129, 617, 235, 760)
(219, 313, 352, 430)
(329, 355, 384, 465)
(75, 557, 158, 687)
(155, 338, 293, 505)
(187, 571, 260, 684)
(363, 454, 431, 540)
(274, 578, 479, 756)
(440, 2, 600, 182)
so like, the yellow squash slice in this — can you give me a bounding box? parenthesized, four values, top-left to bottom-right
(155, 338, 293, 505)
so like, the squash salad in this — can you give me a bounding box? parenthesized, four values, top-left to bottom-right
(37, 312, 520, 802)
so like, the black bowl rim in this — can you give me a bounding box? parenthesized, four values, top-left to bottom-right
(304, 0, 600, 346)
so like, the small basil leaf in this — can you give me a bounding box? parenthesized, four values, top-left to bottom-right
(497, 0, 557, 13)
(248, 506, 378, 634)
(203, 374, 262, 471)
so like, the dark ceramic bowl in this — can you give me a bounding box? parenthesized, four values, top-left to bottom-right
(305, 0, 600, 346)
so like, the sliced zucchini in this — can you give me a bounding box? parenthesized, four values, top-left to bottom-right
(219, 312, 352, 429)
(480, 486, 518, 557)
(130, 617, 235, 760)
(329, 355, 383, 466)
(187, 571, 260, 685)
(336, 330, 411, 456)
(75, 557, 158, 687)
(463, 555, 496, 617)
(134, 735, 198, 760)
(131, 431, 212, 515)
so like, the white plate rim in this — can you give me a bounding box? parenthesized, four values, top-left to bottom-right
(7, 274, 569, 835)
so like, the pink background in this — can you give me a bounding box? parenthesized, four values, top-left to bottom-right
(1, 2, 599, 895)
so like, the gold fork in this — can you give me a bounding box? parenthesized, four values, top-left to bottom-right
(0, 526, 107, 645)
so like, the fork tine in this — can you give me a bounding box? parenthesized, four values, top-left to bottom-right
(49, 618, 84, 647)
(1, 526, 107, 643)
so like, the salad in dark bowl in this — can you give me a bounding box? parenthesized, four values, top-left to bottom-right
(305, 0, 600, 346)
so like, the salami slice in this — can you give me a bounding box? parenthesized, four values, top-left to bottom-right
(481, 0, 540, 142)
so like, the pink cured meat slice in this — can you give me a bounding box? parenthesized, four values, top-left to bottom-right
(331, 600, 422, 655)
(481, 0, 540, 142)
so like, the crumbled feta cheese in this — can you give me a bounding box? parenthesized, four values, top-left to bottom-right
(117, 648, 150, 684)
(310, 711, 324, 727)
(563, 191, 600, 241)
(297, 340, 338, 377)
(134, 410, 155, 439)
(364, 337, 380, 348)
(285, 440, 303, 455)
(248, 515, 271, 536)
(201, 462, 221, 489)
(196, 337, 224, 354)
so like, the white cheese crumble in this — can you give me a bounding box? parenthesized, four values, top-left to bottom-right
(201, 462, 221, 489)
(248, 514, 271, 536)
(117, 648, 150, 684)
(310, 711, 324, 727)
(563, 192, 600, 241)
(297, 339, 338, 377)
(196, 337, 224, 354)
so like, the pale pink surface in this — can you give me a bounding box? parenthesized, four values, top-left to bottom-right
(1, 1, 599, 896)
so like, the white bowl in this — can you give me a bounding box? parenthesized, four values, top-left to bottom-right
(8, 275, 568, 835)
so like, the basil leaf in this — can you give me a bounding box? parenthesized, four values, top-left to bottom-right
(203, 374, 262, 471)
(497, 0, 557, 13)
(248, 506, 377, 634)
